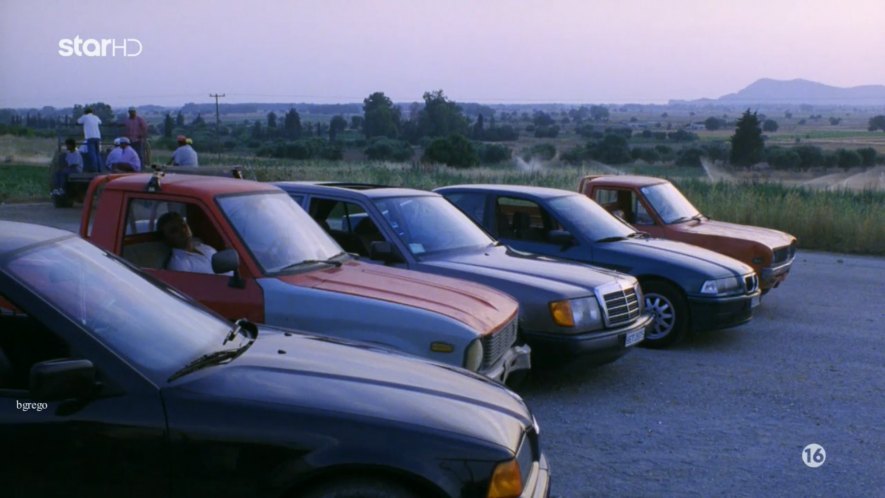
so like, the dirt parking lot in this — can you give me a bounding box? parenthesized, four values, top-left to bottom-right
(2, 202, 883, 497)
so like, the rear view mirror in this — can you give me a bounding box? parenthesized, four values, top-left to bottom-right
(212, 249, 246, 288)
(29, 359, 96, 402)
(369, 241, 403, 264)
(547, 229, 575, 249)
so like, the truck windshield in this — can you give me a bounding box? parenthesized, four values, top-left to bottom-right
(218, 192, 343, 273)
(640, 182, 700, 224)
(373, 196, 493, 257)
(5, 237, 230, 382)
(547, 194, 635, 241)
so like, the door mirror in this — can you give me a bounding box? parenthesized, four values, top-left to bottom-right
(369, 241, 403, 264)
(29, 359, 96, 402)
(212, 249, 246, 288)
(547, 229, 575, 248)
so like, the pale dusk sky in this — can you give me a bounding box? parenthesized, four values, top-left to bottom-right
(1, 0, 883, 108)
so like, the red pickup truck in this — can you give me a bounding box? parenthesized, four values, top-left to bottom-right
(579, 175, 796, 293)
(78, 172, 530, 382)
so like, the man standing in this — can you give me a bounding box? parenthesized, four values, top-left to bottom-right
(168, 135, 199, 167)
(124, 106, 149, 165)
(76, 107, 103, 172)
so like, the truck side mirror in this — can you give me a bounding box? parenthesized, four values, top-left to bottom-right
(212, 249, 246, 288)
(547, 229, 575, 250)
(369, 241, 403, 264)
(30, 359, 96, 402)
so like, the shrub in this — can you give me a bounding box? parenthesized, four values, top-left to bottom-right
(422, 134, 478, 168)
(478, 143, 512, 164)
(675, 146, 705, 167)
(364, 138, 414, 161)
(522, 143, 557, 161)
(533, 125, 560, 138)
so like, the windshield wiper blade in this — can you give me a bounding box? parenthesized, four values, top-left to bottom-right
(279, 256, 344, 272)
(596, 236, 627, 243)
(168, 348, 242, 382)
(628, 231, 650, 238)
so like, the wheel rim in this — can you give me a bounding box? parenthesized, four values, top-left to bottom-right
(645, 292, 676, 340)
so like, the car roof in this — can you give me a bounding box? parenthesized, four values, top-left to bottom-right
(581, 175, 670, 188)
(435, 184, 577, 200)
(274, 181, 437, 200)
(0, 221, 74, 256)
(103, 173, 281, 199)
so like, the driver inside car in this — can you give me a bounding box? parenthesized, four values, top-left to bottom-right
(157, 212, 231, 275)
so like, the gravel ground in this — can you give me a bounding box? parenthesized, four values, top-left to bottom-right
(2, 202, 883, 497)
(521, 251, 885, 497)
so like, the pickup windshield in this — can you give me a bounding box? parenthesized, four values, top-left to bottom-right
(373, 196, 493, 257)
(547, 194, 635, 242)
(218, 192, 343, 273)
(5, 237, 230, 382)
(640, 182, 701, 224)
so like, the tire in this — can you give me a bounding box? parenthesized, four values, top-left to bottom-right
(300, 478, 419, 498)
(640, 281, 688, 349)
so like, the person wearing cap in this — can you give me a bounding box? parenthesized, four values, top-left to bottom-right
(76, 107, 104, 172)
(123, 106, 149, 165)
(168, 134, 199, 167)
(51, 138, 84, 196)
(106, 137, 141, 172)
(104, 137, 123, 168)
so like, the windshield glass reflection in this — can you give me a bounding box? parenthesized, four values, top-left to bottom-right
(640, 183, 700, 224)
(373, 196, 493, 257)
(218, 192, 343, 273)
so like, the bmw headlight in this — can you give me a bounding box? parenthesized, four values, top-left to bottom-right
(464, 338, 484, 372)
(700, 276, 742, 296)
(549, 297, 602, 330)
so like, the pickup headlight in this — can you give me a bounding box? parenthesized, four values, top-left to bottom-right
(464, 339, 483, 372)
(700, 276, 742, 296)
(549, 296, 602, 330)
(487, 458, 522, 498)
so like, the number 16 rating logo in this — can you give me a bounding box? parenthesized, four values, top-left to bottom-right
(802, 443, 826, 468)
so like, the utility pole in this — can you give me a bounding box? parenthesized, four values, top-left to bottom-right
(209, 93, 225, 159)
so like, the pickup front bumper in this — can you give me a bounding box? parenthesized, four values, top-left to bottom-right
(760, 256, 795, 290)
(480, 343, 532, 384)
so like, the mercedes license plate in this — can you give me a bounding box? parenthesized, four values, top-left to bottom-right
(625, 329, 644, 347)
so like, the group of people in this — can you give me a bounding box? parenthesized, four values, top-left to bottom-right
(71, 106, 200, 172)
(56, 106, 201, 196)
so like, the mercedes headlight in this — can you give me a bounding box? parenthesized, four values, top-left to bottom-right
(549, 296, 602, 330)
(464, 339, 484, 372)
(700, 276, 741, 295)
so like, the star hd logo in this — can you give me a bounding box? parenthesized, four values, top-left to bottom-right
(58, 36, 143, 57)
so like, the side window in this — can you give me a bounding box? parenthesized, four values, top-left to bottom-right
(445, 192, 486, 225)
(594, 188, 652, 225)
(0, 293, 72, 392)
(121, 199, 226, 272)
(308, 198, 381, 256)
(495, 197, 562, 242)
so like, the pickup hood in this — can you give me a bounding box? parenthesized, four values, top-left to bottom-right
(672, 219, 795, 249)
(420, 245, 630, 298)
(166, 328, 530, 450)
(276, 260, 517, 334)
(596, 237, 755, 279)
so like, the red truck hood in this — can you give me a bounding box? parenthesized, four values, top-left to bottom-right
(276, 261, 517, 335)
(673, 219, 795, 249)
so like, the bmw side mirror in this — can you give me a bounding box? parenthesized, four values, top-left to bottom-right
(212, 249, 246, 288)
(369, 241, 403, 264)
(547, 229, 575, 249)
(29, 359, 96, 402)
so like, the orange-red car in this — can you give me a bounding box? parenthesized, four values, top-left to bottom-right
(580, 175, 796, 293)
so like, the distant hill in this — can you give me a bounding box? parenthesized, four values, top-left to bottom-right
(674, 78, 885, 106)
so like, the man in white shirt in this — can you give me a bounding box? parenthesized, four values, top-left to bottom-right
(157, 211, 230, 275)
(106, 137, 142, 172)
(168, 135, 199, 167)
(76, 107, 104, 172)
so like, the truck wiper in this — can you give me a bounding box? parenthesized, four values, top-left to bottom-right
(628, 231, 650, 239)
(168, 347, 247, 382)
(279, 254, 345, 272)
(595, 236, 627, 243)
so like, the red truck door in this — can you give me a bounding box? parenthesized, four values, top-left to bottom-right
(116, 194, 265, 323)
